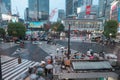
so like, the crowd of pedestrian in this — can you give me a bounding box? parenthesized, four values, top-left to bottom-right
(24, 57, 54, 80)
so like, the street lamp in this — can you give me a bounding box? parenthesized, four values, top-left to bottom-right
(109, 33, 112, 39)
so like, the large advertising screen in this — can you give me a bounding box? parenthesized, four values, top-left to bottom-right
(28, 22, 45, 28)
(118, 8, 120, 22)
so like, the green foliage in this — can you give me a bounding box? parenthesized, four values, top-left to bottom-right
(7, 22, 26, 38)
(43, 24, 50, 32)
(0, 28, 5, 37)
(103, 20, 118, 38)
(51, 22, 64, 32)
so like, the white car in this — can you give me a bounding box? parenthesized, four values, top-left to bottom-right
(32, 41, 42, 44)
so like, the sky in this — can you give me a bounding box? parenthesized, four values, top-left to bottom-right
(11, 0, 98, 21)
(11, 0, 65, 21)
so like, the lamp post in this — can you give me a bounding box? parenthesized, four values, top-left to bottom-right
(109, 33, 112, 40)
(67, 24, 71, 59)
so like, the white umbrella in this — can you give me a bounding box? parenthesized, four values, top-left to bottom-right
(30, 74, 37, 79)
(41, 61, 46, 64)
(38, 76, 45, 80)
(45, 56, 51, 60)
(37, 68, 44, 72)
(45, 64, 53, 69)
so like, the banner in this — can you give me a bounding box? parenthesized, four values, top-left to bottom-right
(28, 22, 45, 28)
(118, 8, 120, 22)
(86, 5, 91, 15)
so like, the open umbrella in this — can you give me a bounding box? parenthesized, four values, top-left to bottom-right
(30, 74, 37, 79)
(37, 68, 44, 72)
(37, 68, 44, 76)
(45, 56, 51, 60)
(45, 64, 53, 69)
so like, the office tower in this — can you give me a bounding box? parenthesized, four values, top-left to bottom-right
(58, 9, 65, 20)
(98, 0, 114, 20)
(24, 8, 29, 21)
(2, 0, 11, 14)
(66, 0, 74, 17)
(28, 0, 49, 21)
(73, 0, 78, 15)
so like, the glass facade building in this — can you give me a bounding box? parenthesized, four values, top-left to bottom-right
(58, 9, 65, 20)
(28, 0, 49, 21)
(2, 0, 11, 14)
(66, 0, 74, 17)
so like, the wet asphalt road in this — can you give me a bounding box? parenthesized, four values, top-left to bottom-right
(0, 41, 49, 62)
(56, 40, 115, 53)
(0, 40, 117, 62)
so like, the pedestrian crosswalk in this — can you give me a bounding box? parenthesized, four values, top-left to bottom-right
(0, 42, 18, 50)
(1, 56, 39, 80)
(38, 41, 77, 56)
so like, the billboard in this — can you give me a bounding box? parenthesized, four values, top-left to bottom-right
(86, 5, 91, 15)
(118, 8, 120, 22)
(29, 22, 45, 28)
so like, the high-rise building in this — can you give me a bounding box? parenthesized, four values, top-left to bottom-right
(78, 0, 84, 7)
(28, 0, 49, 21)
(77, 0, 98, 19)
(98, 0, 109, 18)
(58, 9, 65, 21)
(98, 0, 114, 20)
(73, 0, 78, 15)
(2, 0, 11, 14)
(24, 8, 29, 21)
(66, 0, 74, 18)
(66, 0, 79, 18)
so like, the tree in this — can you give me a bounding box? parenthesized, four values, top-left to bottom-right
(7, 22, 26, 39)
(103, 20, 118, 38)
(0, 28, 5, 38)
(51, 22, 64, 32)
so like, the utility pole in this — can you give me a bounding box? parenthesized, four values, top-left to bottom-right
(0, 0, 3, 79)
(67, 24, 71, 59)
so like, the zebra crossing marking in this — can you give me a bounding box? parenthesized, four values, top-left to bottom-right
(12, 62, 38, 80)
(4, 62, 35, 80)
(38, 42, 77, 55)
(2, 59, 28, 75)
(1, 56, 39, 80)
(2, 60, 32, 78)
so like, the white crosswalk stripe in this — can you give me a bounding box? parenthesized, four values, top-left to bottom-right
(38, 42, 77, 55)
(0, 42, 18, 50)
(1, 56, 40, 80)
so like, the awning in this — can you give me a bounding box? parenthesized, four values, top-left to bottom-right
(58, 72, 118, 79)
(72, 61, 112, 70)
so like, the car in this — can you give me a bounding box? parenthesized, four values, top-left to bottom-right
(32, 41, 42, 44)
(15, 39, 24, 44)
(0, 38, 4, 43)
